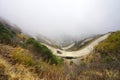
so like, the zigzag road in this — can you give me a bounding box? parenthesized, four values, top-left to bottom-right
(42, 33, 110, 58)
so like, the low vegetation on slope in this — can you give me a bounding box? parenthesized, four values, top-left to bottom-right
(25, 38, 63, 64)
(1, 20, 120, 80)
(0, 22, 16, 44)
(0, 21, 63, 65)
(95, 31, 120, 61)
(78, 31, 120, 80)
(0, 44, 73, 80)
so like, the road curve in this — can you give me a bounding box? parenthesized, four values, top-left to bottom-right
(62, 43, 75, 50)
(42, 33, 111, 58)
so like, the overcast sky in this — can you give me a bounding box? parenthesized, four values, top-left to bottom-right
(0, 0, 120, 40)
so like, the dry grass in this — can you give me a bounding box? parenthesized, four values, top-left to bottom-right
(0, 44, 120, 80)
(0, 44, 78, 80)
(11, 47, 34, 66)
(0, 44, 39, 80)
(0, 56, 39, 80)
(77, 52, 120, 80)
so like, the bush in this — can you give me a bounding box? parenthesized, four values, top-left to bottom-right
(26, 38, 63, 64)
(11, 47, 34, 66)
(0, 23, 15, 44)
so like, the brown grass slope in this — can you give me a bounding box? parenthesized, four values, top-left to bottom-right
(0, 44, 77, 80)
(0, 44, 39, 80)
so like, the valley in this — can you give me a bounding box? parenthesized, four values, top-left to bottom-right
(42, 33, 110, 60)
(0, 19, 120, 80)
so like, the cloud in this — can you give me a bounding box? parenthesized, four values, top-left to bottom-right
(0, 0, 120, 40)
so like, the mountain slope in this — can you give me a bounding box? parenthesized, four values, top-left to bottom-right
(0, 47, 39, 80)
(77, 31, 120, 80)
(0, 20, 63, 65)
(1, 18, 120, 80)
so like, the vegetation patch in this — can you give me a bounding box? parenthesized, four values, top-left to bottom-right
(0, 23, 15, 44)
(95, 31, 120, 62)
(26, 38, 63, 64)
(11, 47, 34, 66)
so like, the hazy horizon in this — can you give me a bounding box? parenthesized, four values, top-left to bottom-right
(0, 0, 120, 40)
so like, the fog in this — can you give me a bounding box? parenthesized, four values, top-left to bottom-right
(0, 0, 120, 40)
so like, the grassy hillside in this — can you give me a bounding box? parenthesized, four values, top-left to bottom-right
(0, 21, 66, 79)
(0, 22, 16, 44)
(25, 38, 63, 64)
(1, 20, 120, 80)
(0, 44, 66, 80)
(95, 31, 120, 59)
(0, 21, 63, 64)
(78, 31, 120, 80)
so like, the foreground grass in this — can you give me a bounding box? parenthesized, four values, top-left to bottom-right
(0, 56, 39, 80)
(0, 44, 77, 80)
(77, 31, 120, 80)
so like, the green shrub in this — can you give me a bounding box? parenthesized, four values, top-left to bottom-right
(0, 23, 16, 44)
(26, 38, 63, 64)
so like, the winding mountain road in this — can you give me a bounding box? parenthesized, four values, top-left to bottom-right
(42, 33, 111, 58)
(62, 43, 75, 50)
